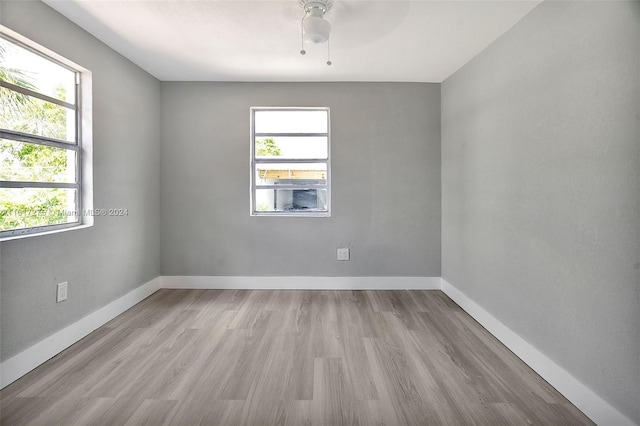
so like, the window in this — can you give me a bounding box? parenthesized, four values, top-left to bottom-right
(251, 107, 330, 216)
(0, 28, 91, 239)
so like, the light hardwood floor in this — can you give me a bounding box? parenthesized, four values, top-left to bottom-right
(0, 289, 592, 425)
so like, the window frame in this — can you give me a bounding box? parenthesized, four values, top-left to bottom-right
(250, 107, 331, 217)
(0, 26, 92, 240)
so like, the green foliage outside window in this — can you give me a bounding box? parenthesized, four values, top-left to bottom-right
(0, 42, 73, 232)
(255, 138, 281, 211)
(255, 138, 281, 157)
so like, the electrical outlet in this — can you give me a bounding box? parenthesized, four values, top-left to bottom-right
(337, 248, 350, 261)
(56, 282, 68, 302)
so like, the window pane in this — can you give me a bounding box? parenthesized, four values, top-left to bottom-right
(0, 37, 76, 104)
(255, 136, 328, 159)
(0, 139, 76, 183)
(0, 187, 78, 231)
(255, 188, 327, 212)
(0, 88, 76, 142)
(255, 163, 327, 185)
(254, 110, 328, 134)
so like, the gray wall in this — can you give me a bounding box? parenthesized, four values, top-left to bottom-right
(161, 82, 441, 277)
(441, 1, 639, 423)
(2, 1, 635, 422)
(0, 1, 161, 361)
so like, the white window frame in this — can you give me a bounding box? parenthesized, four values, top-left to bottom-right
(250, 107, 331, 217)
(0, 26, 93, 240)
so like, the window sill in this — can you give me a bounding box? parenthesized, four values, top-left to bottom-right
(0, 222, 93, 242)
(251, 212, 331, 218)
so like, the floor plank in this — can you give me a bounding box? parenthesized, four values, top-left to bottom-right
(0, 289, 594, 425)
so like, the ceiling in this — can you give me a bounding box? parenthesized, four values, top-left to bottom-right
(43, 0, 542, 82)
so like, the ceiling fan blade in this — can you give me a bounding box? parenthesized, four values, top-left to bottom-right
(327, 1, 411, 48)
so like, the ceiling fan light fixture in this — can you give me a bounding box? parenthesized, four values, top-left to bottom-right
(300, 0, 333, 44)
(303, 14, 331, 44)
(298, 0, 334, 65)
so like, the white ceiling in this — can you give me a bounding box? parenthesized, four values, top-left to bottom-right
(43, 0, 541, 82)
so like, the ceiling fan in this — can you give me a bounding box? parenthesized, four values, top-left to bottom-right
(298, 0, 333, 66)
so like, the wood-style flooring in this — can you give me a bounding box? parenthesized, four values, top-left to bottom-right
(0, 289, 593, 425)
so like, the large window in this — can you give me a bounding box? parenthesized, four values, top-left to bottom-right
(251, 107, 330, 216)
(0, 29, 91, 239)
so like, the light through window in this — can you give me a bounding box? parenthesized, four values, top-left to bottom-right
(251, 108, 330, 216)
(0, 30, 89, 238)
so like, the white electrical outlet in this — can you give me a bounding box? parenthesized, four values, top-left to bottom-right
(56, 282, 68, 302)
(337, 248, 350, 261)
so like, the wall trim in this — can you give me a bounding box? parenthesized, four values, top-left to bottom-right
(441, 278, 636, 426)
(160, 275, 442, 290)
(0, 277, 161, 389)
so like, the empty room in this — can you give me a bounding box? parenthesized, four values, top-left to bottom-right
(0, 0, 638, 424)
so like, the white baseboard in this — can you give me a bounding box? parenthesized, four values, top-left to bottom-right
(160, 276, 441, 290)
(0, 277, 161, 389)
(441, 278, 636, 426)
